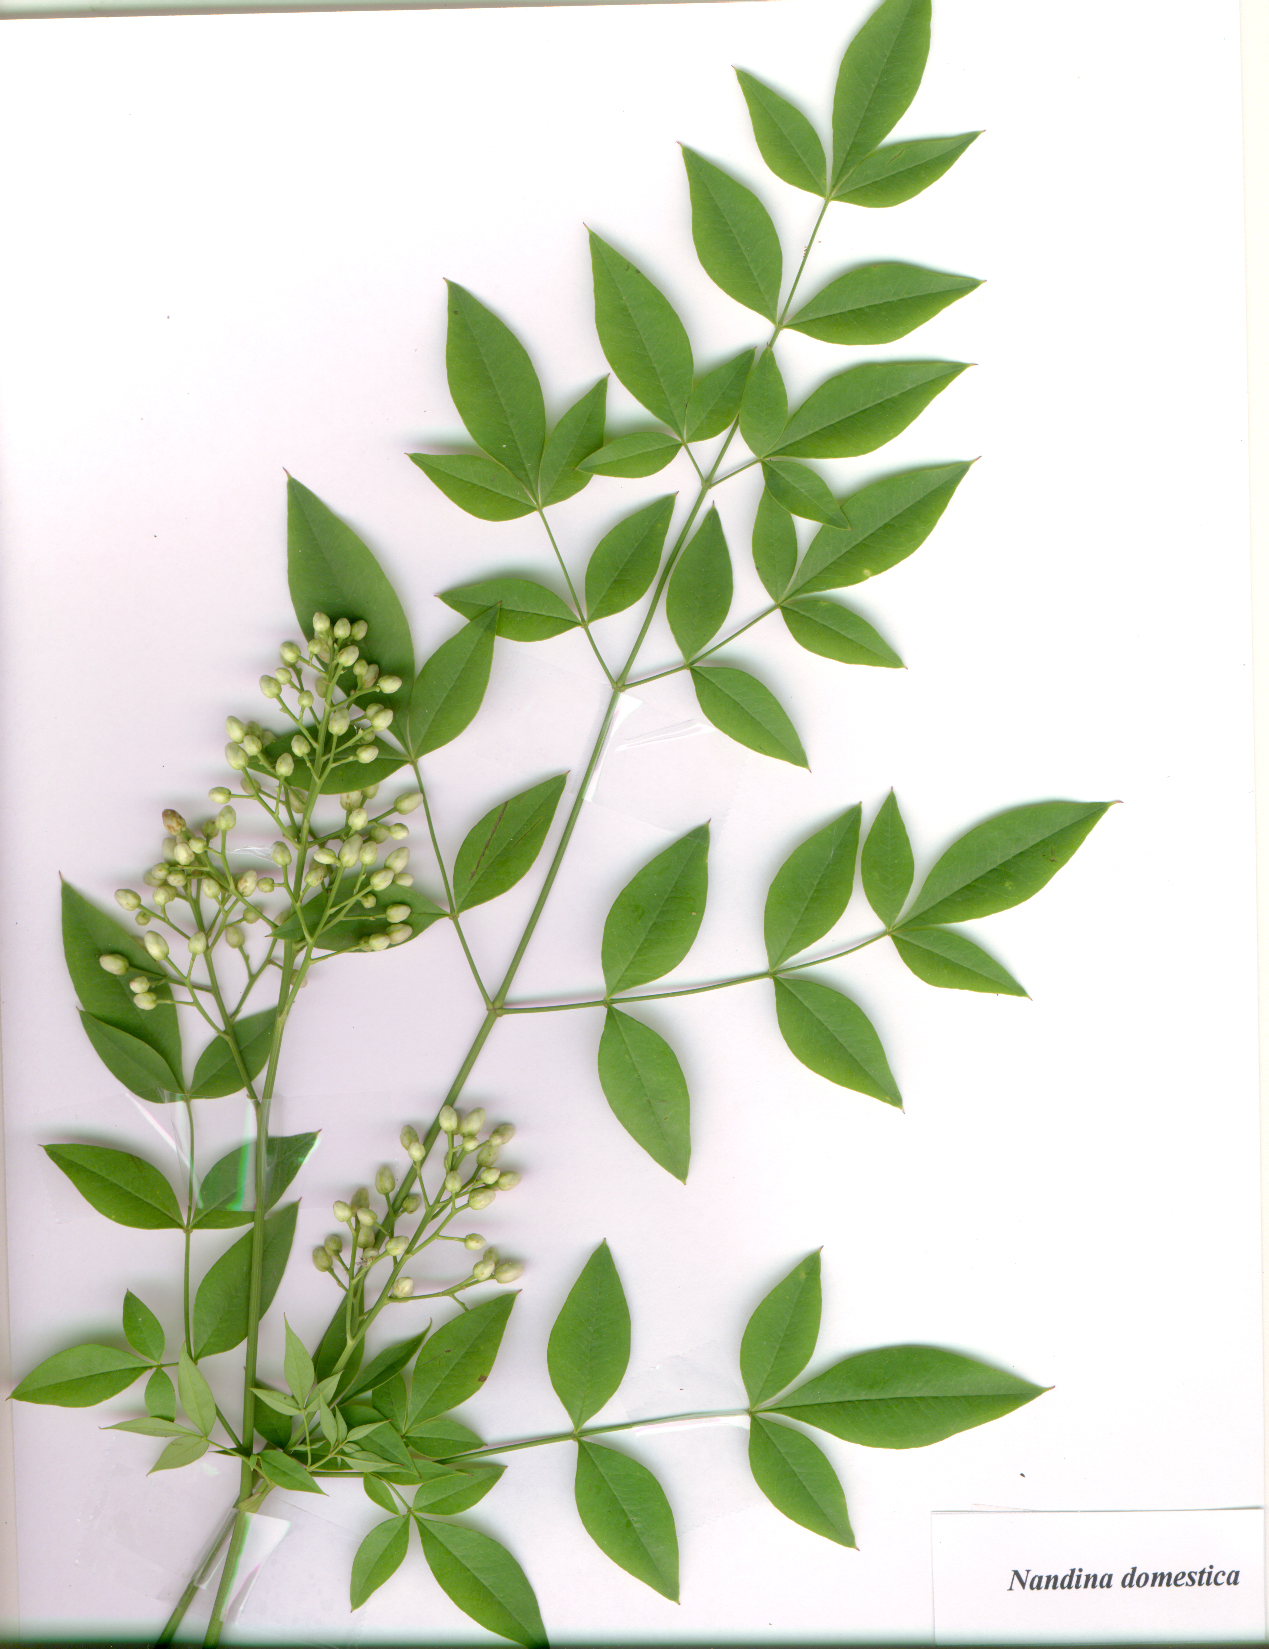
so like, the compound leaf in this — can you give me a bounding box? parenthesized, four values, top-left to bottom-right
(739, 350, 788, 457)
(407, 1293, 515, 1427)
(258, 1449, 323, 1495)
(792, 462, 972, 593)
(683, 148, 782, 321)
(578, 431, 681, 479)
(439, 578, 577, 643)
(861, 790, 913, 926)
(539, 378, 608, 505)
(350, 1515, 409, 1610)
(760, 460, 842, 527)
(781, 598, 902, 668)
(832, 0, 930, 188)
(416, 1520, 546, 1648)
(789, 262, 981, 346)
(13, 1343, 150, 1408)
(61, 881, 182, 1081)
(178, 1348, 217, 1437)
(408, 453, 535, 522)
(892, 927, 1027, 996)
(835, 132, 980, 208)
(45, 1143, 182, 1229)
(685, 349, 753, 442)
(736, 69, 826, 195)
(752, 488, 797, 600)
(122, 1293, 165, 1362)
(188, 1008, 276, 1100)
(191, 1203, 298, 1359)
(776, 361, 968, 461)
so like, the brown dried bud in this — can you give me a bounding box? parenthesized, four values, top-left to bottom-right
(162, 809, 187, 835)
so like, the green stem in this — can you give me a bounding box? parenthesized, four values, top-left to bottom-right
(537, 507, 616, 687)
(155, 1507, 237, 1645)
(182, 1099, 195, 1352)
(627, 604, 778, 685)
(437, 1406, 750, 1463)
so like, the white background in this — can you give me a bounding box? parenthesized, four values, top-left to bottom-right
(0, 0, 1261, 1640)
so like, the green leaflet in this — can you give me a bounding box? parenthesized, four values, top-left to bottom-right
(547, 1241, 631, 1427)
(791, 463, 972, 593)
(407, 1293, 516, 1426)
(151, 1437, 210, 1473)
(690, 666, 807, 768)
(861, 790, 914, 926)
(193, 1132, 319, 1229)
(831, 0, 930, 189)
(372, 1374, 408, 1430)
(416, 1519, 546, 1649)
(406, 1416, 482, 1458)
(283, 1319, 316, 1408)
(596, 1009, 691, 1182)
(274, 883, 444, 956)
(739, 351, 788, 457)
(740, 1251, 822, 1405)
(789, 262, 981, 346)
(107, 1417, 193, 1438)
(764, 807, 861, 966)
(145, 1368, 176, 1422)
(773, 976, 900, 1106)
(585, 496, 676, 621)
(61, 881, 182, 1084)
(683, 148, 782, 322)
(747, 1416, 855, 1547)
(781, 597, 902, 668)
(579, 431, 682, 479)
(835, 132, 980, 208)
(766, 1344, 1045, 1448)
(902, 801, 1112, 927)
(539, 378, 608, 505)
(45, 1144, 182, 1230)
(751, 489, 797, 600)
(178, 1348, 217, 1437)
(122, 1293, 165, 1362)
(414, 1461, 504, 1516)
(893, 927, 1026, 996)
(407, 609, 497, 757)
(684, 349, 753, 442)
(187, 1007, 276, 1100)
(439, 578, 578, 642)
(79, 1014, 178, 1104)
(350, 1515, 410, 1610)
(589, 231, 694, 430)
(575, 1440, 679, 1600)
(258, 1449, 323, 1495)
(286, 478, 414, 714)
(667, 508, 732, 659)
(342, 1329, 430, 1403)
(191, 1203, 298, 1359)
(445, 283, 546, 492)
(760, 460, 842, 527)
(735, 70, 826, 196)
(12, 1343, 150, 1408)
(452, 774, 568, 912)
(363, 1476, 399, 1515)
(776, 360, 968, 461)
(601, 825, 709, 994)
(408, 453, 535, 522)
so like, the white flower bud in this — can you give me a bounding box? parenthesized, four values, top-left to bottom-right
(313, 848, 337, 865)
(358, 893, 376, 908)
(257, 876, 276, 893)
(242, 906, 261, 924)
(241, 734, 262, 758)
(312, 612, 331, 634)
(458, 1107, 485, 1137)
(224, 924, 245, 948)
(400, 1124, 419, 1149)
(393, 872, 415, 888)
(324, 1233, 343, 1255)
(333, 617, 351, 641)
(281, 641, 301, 665)
(443, 1171, 462, 1193)
(408, 1141, 425, 1164)
(226, 716, 247, 743)
(384, 824, 406, 843)
(375, 1166, 396, 1195)
(338, 835, 363, 868)
(385, 847, 410, 873)
(291, 734, 311, 757)
(496, 1171, 521, 1191)
(352, 619, 368, 640)
(312, 1246, 333, 1273)
(350, 1186, 370, 1209)
(348, 807, 369, 831)
(401, 1193, 421, 1213)
(489, 1123, 515, 1145)
(167, 871, 188, 890)
(390, 1277, 414, 1299)
(494, 1262, 523, 1284)
(463, 1233, 486, 1251)
(359, 843, 378, 867)
(356, 745, 379, 765)
(173, 841, 195, 867)
(188, 932, 208, 955)
(467, 1187, 495, 1211)
(355, 1205, 377, 1227)
(272, 843, 293, 867)
(365, 933, 391, 952)
(385, 904, 411, 923)
(378, 676, 402, 693)
(477, 1167, 498, 1185)
(303, 867, 324, 888)
(369, 868, 394, 890)
(370, 707, 394, 731)
(129, 975, 151, 994)
(208, 786, 232, 805)
(153, 886, 173, 908)
(237, 870, 258, 896)
(387, 924, 410, 945)
(333, 1200, 351, 1223)
(394, 790, 424, 815)
(461, 1135, 481, 1155)
(114, 889, 141, 911)
(134, 910, 151, 926)
(362, 664, 380, 688)
(143, 868, 166, 888)
(260, 675, 282, 699)
(98, 953, 128, 975)
(216, 806, 237, 833)
(338, 645, 359, 667)
(370, 825, 390, 843)
(297, 691, 314, 711)
(274, 753, 295, 778)
(385, 1235, 408, 1257)
(134, 992, 159, 1010)
(225, 743, 248, 771)
(329, 708, 350, 736)
(472, 1257, 496, 1281)
(143, 932, 169, 962)
(438, 1105, 460, 1134)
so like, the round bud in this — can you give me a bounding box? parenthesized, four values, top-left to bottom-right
(144, 932, 169, 962)
(401, 1194, 421, 1214)
(489, 1123, 516, 1145)
(328, 708, 350, 736)
(472, 1258, 495, 1281)
(478, 1167, 498, 1185)
(312, 1246, 333, 1273)
(370, 825, 390, 843)
(351, 620, 368, 641)
(241, 734, 262, 758)
(187, 932, 208, 955)
(359, 893, 376, 908)
(260, 675, 282, 700)
(393, 873, 415, 889)
(165, 871, 187, 889)
(385, 904, 411, 923)
(324, 1233, 343, 1255)
(226, 716, 247, 743)
(359, 843, 378, 867)
(400, 1124, 419, 1149)
(338, 834, 363, 868)
(274, 753, 295, 778)
(394, 790, 424, 815)
(386, 823, 408, 842)
(297, 691, 314, 711)
(333, 617, 351, 641)
(461, 1135, 481, 1155)
(458, 1107, 485, 1137)
(369, 868, 394, 891)
(476, 1141, 500, 1165)
(496, 1171, 521, 1191)
(128, 978, 150, 994)
(337, 645, 359, 667)
(161, 836, 179, 864)
(390, 1278, 414, 1299)
(208, 786, 232, 805)
(225, 743, 248, 771)
(162, 809, 187, 835)
(443, 1171, 462, 1193)
(333, 1200, 351, 1222)
(134, 992, 158, 1011)
(143, 869, 165, 888)
(114, 889, 141, 911)
(312, 612, 331, 634)
(387, 924, 410, 945)
(385, 1235, 408, 1257)
(134, 911, 151, 926)
(375, 1166, 396, 1195)
(153, 887, 173, 908)
(355, 1206, 377, 1227)
(266, 842, 292, 870)
(350, 1186, 370, 1209)
(370, 707, 394, 731)
(467, 1188, 495, 1211)
(408, 1141, 425, 1164)
(281, 641, 301, 665)
(274, 668, 290, 687)
(224, 924, 246, 948)
(365, 933, 391, 952)
(356, 745, 378, 764)
(313, 848, 336, 866)
(463, 1234, 486, 1251)
(173, 841, 195, 866)
(216, 806, 237, 834)
(237, 870, 258, 896)
(362, 665, 380, 688)
(257, 876, 275, 893)
(291, 734, 311, 757)
(303, 868, 325, 889)
(98, 953, 128, 975)
(438, 1104, 460, 1134)
(494, 1262, 523, 1284)
(348, 807, 369, 831)
(385, 847, 410, 873)
(378, 676, 402, 693)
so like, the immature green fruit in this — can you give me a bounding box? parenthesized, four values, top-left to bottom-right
(98, 953, 128, 975)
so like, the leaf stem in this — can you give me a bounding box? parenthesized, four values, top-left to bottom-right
(436, 1406, 751, 1463)
(627, 604, 778, 685)
(536, 507, 616, 687)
